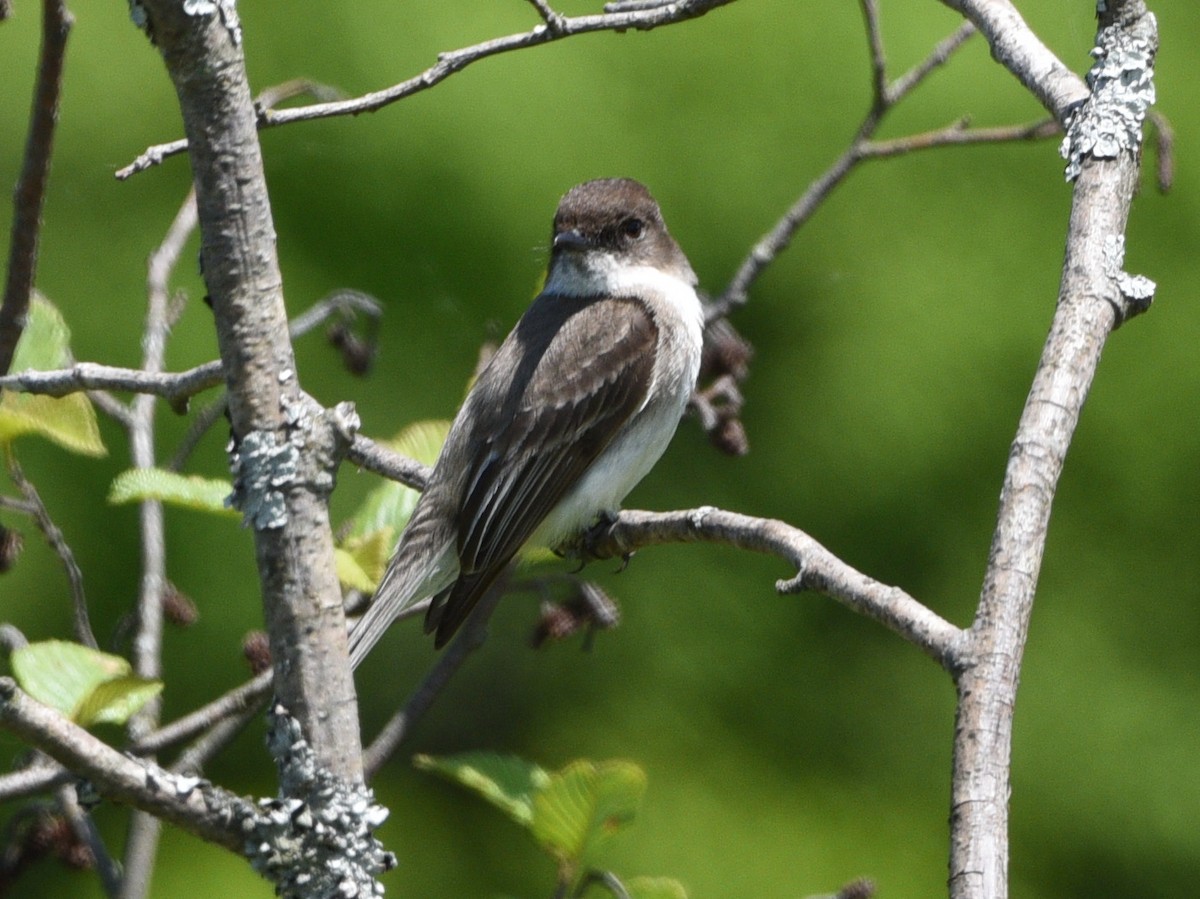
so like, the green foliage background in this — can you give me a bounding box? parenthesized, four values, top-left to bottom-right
(1, 1, 1197, 896)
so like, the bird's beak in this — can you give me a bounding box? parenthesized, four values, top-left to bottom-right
(553, 229, 590, 252)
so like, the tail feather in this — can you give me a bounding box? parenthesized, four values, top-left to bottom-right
(348, 538, 456, 669)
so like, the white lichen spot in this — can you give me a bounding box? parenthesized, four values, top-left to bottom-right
(1060, 13, 1157, 181)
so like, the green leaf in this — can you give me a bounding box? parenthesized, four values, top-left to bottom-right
(0, 295, 105, 457)
(343, 420, 449, 542)
(335, 528, 394, 591)
(415, 751, 550, 827)
(10, 640, 162, 726)
(108, 468, 238, 518)
(626, 877, 689, 899)
(531, 760, 646, 871)
(74, 674, 164, 727)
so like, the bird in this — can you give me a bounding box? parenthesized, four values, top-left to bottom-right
(348, 178, 704, 665)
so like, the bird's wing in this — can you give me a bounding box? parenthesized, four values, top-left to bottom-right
(426, 293, 658, 646)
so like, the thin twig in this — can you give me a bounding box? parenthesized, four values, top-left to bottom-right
(87, 389, 134, 427)
(168, 699, 264, 776)
(859, 117, 1059, 158)
(167, 393, 227, 471)
(120, 187, 201, 899)
(115, 0, 738, 179)
(57, 784, 121, 897)
(4, 446, 96, 649)
(0, 761, 72, 803)
(861, 0, 888, 109)
(363, 590, 501, 779)
(131, 669, 273, 756)
(0, 0, 74, 374)
(711, 18, 988, 321)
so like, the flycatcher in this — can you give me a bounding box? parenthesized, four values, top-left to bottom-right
(349, 178, 703, 664)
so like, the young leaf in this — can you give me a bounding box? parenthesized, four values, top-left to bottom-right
(531, 760, 646, 872)
(74, 674, 164, 728)
(10, 641, 162, 726)
(626, 876, 689, 899)
(414, 751, 550, 827)
(335, 528, 394, 591)
(0, 295, 105, 457)
(108, 468, 238, 518)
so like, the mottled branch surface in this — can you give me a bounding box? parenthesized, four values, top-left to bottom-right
(0, 678, 253, 852)
(947, 3, 1158, 898)
(135, 1, 363, 782)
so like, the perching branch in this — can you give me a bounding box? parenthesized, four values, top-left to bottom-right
(0, 0, 73, 374)
(115, 0, 738, 179)
(587, 507, 965, 669)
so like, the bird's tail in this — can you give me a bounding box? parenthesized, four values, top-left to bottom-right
(347, 537, 456, 669)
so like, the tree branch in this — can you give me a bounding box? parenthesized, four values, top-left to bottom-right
(0, 678, 253, 853)
(131, 669, 273, 758)
(136, 0, 364, 784)
(119, 188, 201, 899)
(115, 0, 738, 179)
(0, 0, 73, 374)
(586, 507, 965, 668)
(0, 360, 224, 412)
(947, 4, 1157, 897)
(710, 17, 978, 320)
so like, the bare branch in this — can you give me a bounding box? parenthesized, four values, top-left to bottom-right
(859, 0, 888, 108)
(0, 760, 72, 803)
(0, 0, 73, 374)
(949, 5, 1157, 897)
(122, 187, 201, 897)
(137, 0, 364, 782)
(587, 507, 965, 668)
(0, 360, 223, 411)
(57, 784, 121, 897)
(711, 20, 979, 321)
(4, 447, 96, 649)
(886, 21, 976, 104)
(116, 0, 738, 179)
(87, 389, 134, 427)
(346, 433, 431, 492)
(0, 678, 253, 853)
(860, 117, 1059, 159)
(131, 670, 273, 757)
(362, 592, 496, 779)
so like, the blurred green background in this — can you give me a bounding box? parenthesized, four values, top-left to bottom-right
(1, 1, 1197, 896)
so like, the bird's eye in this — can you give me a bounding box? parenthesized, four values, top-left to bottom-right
(620, 218, 645, 240)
